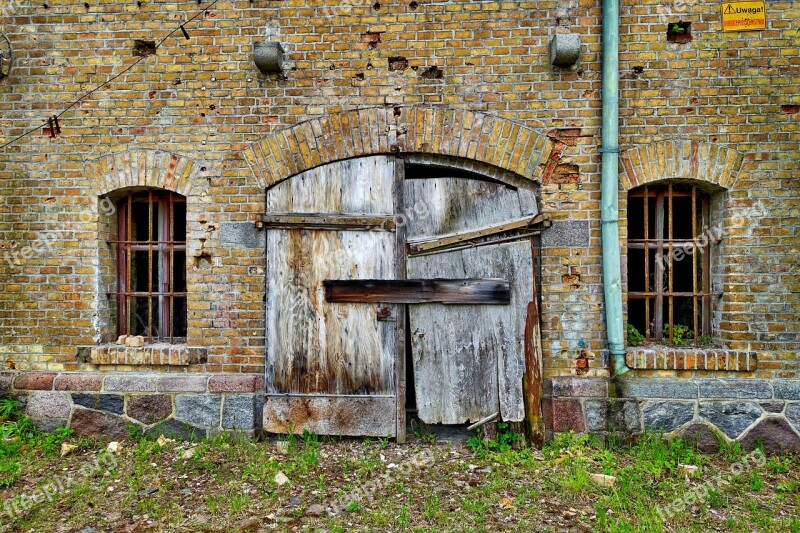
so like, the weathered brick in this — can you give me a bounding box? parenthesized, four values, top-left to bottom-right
(54, 373, 103, 392)
(208, 375, 264, 393)
(157, 375, 208, 393)
(14, 373, 56, 391)
(104, 374, 157, 393)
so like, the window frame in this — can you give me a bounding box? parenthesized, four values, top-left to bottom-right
(627, 183, 719, 346)
(113, 189, 187, 343)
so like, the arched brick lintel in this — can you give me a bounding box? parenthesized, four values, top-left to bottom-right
(243, 107, 554, 189)
(85, 149, 201, 198)
(620, 140, 745, 192)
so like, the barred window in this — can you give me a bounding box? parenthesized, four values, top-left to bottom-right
(115, 190, 187, 342)
(627, 183, 718, 346)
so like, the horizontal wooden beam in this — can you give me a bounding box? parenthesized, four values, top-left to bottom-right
(323, 279, 510, 305)
(263, 213, 396, 231)
(407, 213, 547, 254)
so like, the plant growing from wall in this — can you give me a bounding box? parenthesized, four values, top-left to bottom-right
(627, 324, 645, 347)
(664, 324, 694, 347)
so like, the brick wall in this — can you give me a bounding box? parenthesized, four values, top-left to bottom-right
(0, 0, 797, 426)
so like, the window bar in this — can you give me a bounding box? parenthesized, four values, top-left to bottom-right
(117, 201, 127, 338)
(702, 198, 711, 336)
(643, 186, 650, 342)
(691, 187, 699, 346)
(168, 193, 175, 343)
(667, 183, 674, 345)
(126, 193, 133, 337)
(653, 191, 665, 342)
(156, 196, 169, 339)
(147, 190, 153, 342)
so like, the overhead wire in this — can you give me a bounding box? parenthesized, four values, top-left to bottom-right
(0, 0, 220, 151)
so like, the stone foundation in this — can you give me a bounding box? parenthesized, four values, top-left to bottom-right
(1, 372, 264, 440)
(5, 370, 800, 453)
(545, 377, 800, 454)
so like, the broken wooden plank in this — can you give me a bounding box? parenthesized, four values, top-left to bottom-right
(407, 213, 547, 254)
(262, 213, 396, 231)
(404, 177, 538, 240)
(407, 242, 530, 424)
(323, 279, 511, 305)
(523, 300, 545, 447)
(393, 157, 407, 444)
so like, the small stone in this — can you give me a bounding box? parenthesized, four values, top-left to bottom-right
(60, 443, 78, 457)
(590, 473, 616, 487)
(677, 464, 699, 477)
(137, 486, 159, 497)
(107, 441, 122, 454)
(156, 435, 175, 447)
(274, 471, 289, 486)
(289, 495, 302, 507)
(181, 447, 196, 459)
(305, 503, 325, 517)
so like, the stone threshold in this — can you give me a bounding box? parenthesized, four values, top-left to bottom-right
(625, 347, 756, 371)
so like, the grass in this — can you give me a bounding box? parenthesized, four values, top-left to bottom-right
(0, 401, 798, 531)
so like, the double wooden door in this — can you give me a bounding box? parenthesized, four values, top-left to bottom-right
(263, 156, 542, 441)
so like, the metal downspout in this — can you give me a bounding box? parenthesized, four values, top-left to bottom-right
(601, 0, 628, 375)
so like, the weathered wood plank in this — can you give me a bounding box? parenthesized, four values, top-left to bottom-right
(262, 213, 396, 231)
(266, 156, 395, 215)
(264, 395, 396, 437)
(523, 300, 544, 446)
(266, 229, 396, 396)
(407, 241, 531, 424)
(407, 213, 546, 254)
(323, 279, 511, 305)
(404, 177, 538, 240)
(393, 157, 407, 443)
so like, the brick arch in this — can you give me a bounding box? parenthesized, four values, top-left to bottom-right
(620, 140, 744, 191)
(243, 107, 554, 188)
(85, 149, 203, 197)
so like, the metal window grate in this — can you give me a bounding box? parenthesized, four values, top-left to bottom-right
(113, 190, 187, 343)
(627, 184, 717, 346)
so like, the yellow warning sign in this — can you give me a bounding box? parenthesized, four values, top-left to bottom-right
(721, 1, 766, 31)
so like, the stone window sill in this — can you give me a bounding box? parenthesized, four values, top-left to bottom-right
(88, 344, 208, 366)
(625, 347, 757, 371)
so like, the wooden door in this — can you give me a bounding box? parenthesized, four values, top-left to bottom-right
(263, 156, 401, 437)
(405, 177, 539, 425)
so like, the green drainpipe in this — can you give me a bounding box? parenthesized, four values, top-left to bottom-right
(601, 0, 628, 376)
